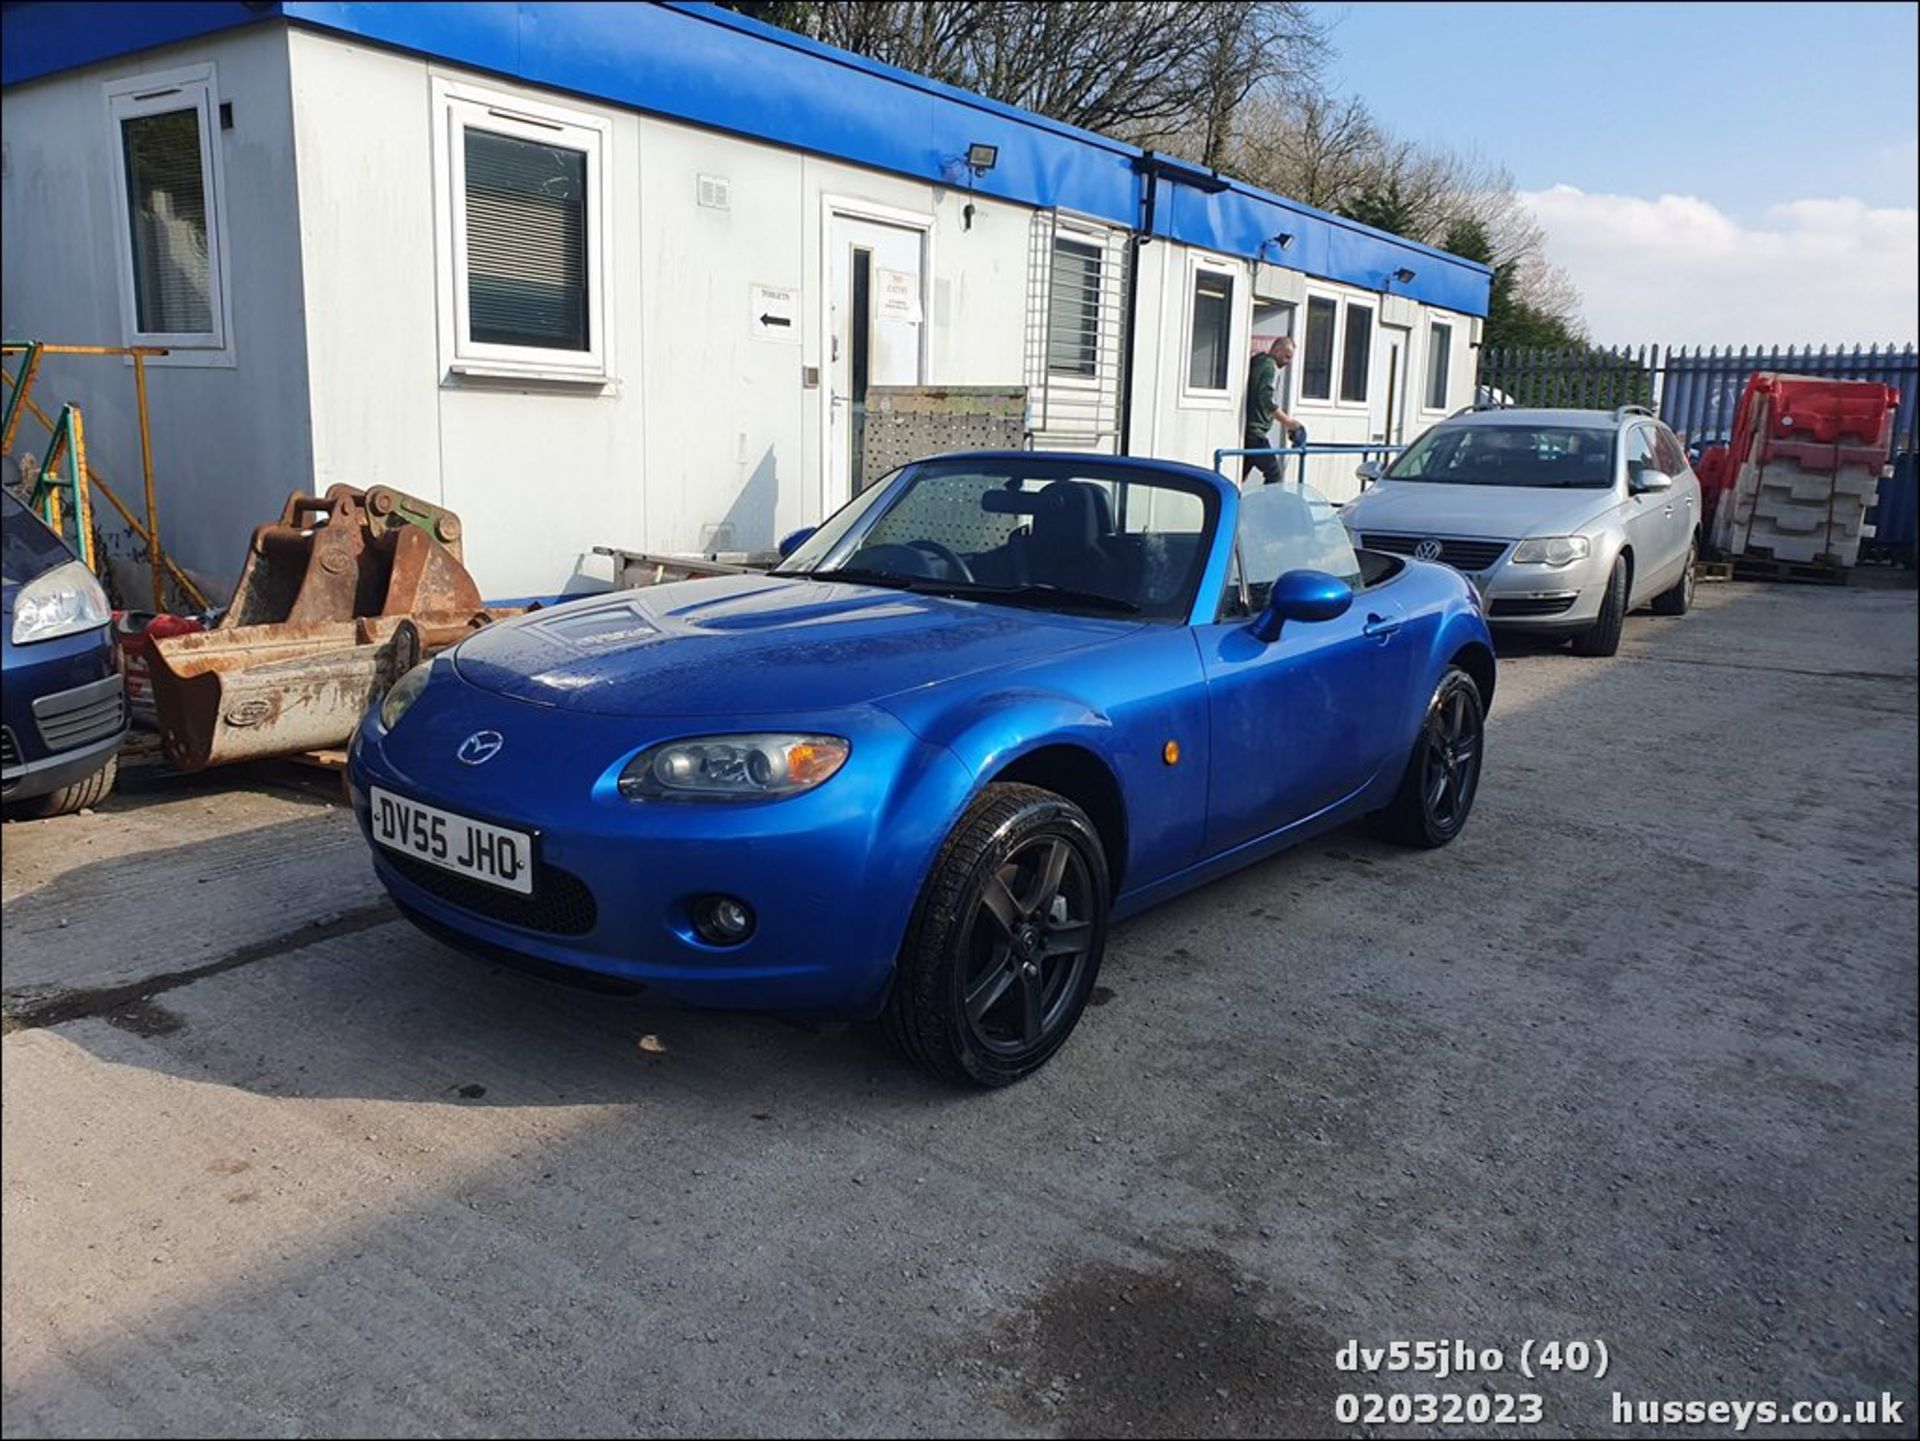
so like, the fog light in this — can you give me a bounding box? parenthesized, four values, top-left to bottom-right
(693, 895, 755, 946)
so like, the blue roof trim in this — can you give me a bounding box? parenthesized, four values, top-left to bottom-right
(1, 0, 1490, 316)
(0, 1, 270, 85)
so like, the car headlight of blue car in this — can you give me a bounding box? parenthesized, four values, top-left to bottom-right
(11, 560, 112, 645)
(618, 734, 851, 801)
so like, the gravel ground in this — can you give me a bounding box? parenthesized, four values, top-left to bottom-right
(3, 575, 1915, 1438)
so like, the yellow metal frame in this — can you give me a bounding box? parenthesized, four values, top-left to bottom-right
(0, 342, 204, 611)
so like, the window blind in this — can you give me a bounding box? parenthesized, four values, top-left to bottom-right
(1046, 239, 1101, 377)
(464, 128, 589, 352)
(121, 108, 212, 335)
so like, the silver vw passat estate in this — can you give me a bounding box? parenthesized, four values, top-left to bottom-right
(1341, 406, 1702, 656)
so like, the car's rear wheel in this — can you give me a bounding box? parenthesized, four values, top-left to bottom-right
(1372, 668, 1484, 848)
(1652, 537, 1696, 616)
(884, 782, 1108, 1088)
(14, 753, 117, 820)
(1571, 555, 1628, 656)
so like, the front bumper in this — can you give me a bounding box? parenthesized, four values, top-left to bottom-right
(1356, 530, 1607, 633)
(2, 659, 127, 803)
(347, 667, 972, 1016)
(1478, 553, 1609, 632)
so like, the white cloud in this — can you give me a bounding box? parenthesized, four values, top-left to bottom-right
(1518, 184, 1919, 348)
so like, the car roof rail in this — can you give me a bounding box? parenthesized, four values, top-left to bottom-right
(1613, 404, 1655, 421)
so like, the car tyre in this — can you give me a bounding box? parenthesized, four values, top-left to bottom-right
(15, 753, 117, 819)
(1571, 555, 1628, 656)
(883, 782, 1109, 1088)
(1652, 538, 1696, 616)
(1372, 668, 1485, 849)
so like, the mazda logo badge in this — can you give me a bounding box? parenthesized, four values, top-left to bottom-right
(457, 730, 504, 765)
(1413, 538, 1445, 561)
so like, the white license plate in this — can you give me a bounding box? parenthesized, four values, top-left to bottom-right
(370, 786, 534, 895)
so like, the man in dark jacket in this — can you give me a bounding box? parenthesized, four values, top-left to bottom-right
(1244, 334, 1306, 485)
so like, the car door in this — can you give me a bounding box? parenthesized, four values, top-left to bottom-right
(1654, 424, 1700, 570)
(1194, 487, 1413, 855)
(1621, 424, 1675, 602)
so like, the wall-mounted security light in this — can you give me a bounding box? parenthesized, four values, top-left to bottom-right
(958, 143, 999, 232)
(1393, 267, 1417, 284)
(1271, 232, 1296, 251)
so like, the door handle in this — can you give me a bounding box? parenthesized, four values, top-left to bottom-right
(1363, 613, 1401, 639)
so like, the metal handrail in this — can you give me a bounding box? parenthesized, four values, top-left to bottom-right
(1213, 441, 1407, 489)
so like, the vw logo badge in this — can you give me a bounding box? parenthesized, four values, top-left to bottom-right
(1413, 538, 1445, 561)
(457, 730, 505, 766)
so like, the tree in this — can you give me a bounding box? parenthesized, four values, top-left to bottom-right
(722, 2, 1327, 155)
(723, 0, 1589, 336)
(1443, 218, 1584, 353)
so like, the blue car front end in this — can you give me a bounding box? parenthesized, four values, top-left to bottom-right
(1, 621, 125, 804)
(2, 490, 126, 808)
(348, 656, 972, 1014)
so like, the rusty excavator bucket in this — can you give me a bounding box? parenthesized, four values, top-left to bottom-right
(148, 485, 522, 771)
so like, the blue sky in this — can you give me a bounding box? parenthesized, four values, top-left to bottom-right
(1310, 2, 1919, 343)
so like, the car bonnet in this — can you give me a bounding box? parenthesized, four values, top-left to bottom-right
(452, 573, 1129, 716)
(1345, 479, 1614, 541)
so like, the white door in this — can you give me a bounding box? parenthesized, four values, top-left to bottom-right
(826, 213, 926, 505)
(1372, 327, 1411, 445)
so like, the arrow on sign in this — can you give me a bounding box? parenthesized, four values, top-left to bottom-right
(759, 313, 792, 328)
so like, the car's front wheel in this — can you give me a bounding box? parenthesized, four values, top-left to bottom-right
(1373, 668, 1485, 848)
(1571, 555, 1629, 656)
(13, 753, 117, 820)
(884, 783, 1109, 1088)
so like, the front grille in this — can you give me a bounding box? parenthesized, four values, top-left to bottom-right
(1, 726, 18, 771)
(1363, 533, 1510, 573)
(1490, 594, 1579, 618)
(380, 848, 599, 936)
(32, 675, 125, 752)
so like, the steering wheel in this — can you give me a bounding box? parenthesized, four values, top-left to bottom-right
(909, 539, 974, 583)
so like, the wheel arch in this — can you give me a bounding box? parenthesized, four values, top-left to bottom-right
(1447, 640, 1496, 714)
(986, 743, 1129, 895)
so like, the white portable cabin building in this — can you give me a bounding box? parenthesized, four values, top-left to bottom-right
(0, 1, 1492, 600)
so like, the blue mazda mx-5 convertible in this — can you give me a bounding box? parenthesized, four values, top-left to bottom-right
(349, 452, 1494, 1086)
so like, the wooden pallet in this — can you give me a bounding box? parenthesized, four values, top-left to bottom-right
(1694, 561, 1734, 582)
(1727, 555, 1850, 586)
(289, 748, 349, 772)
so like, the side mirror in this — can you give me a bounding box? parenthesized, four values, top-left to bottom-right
(1630, 467, 1674, 494)
(776, 526, 817, 559)
(1355, 460, 1384, 484)
(1249, 568, 1354, 643)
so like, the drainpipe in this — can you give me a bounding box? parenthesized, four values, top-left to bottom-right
(1119, 152, 1232, 457)
(1118, 156, 1160, 457)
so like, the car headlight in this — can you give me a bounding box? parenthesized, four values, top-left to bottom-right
(619, 734, 850, 802)
(1510, 536, 1591, 567)
(10, 560, 111, 645)
(379, 659, 434, 730)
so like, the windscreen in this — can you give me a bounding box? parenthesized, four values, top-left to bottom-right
(776, 458, 1219, 622)
(1, 489, 75, 585)
(1388, 425, 1616, 488)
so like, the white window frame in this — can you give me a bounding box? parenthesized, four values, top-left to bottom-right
(104, 64, 233, 367)
(1180, 252, 1241, 409)
(1338, 299, 1376, 407)
(1297, 286, 1377, 412)
(1424, 319, 1455, 413)
(432, 77, 611, 384)
(1297, 292, 1338, 405)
